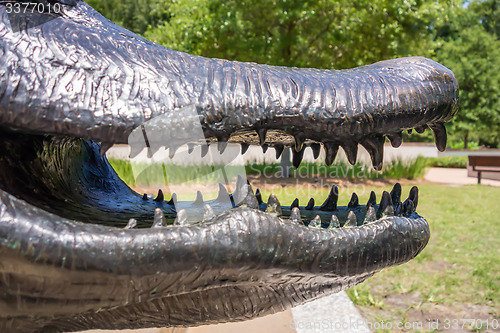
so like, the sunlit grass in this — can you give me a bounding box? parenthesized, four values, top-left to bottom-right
(258, 184, 499, 331)
(109, 156, 431, 188)
(343, 184, 500, 331)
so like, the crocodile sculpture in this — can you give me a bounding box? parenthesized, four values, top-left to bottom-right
(0, 0, 459, 332)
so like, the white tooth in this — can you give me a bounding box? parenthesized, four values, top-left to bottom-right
(124, 218, 137, 229)
(344, 211, 357, 227)
(152, 208, 166, 228)
(290, 207, 302, 224)
(364, 206, 377, 224)
(309, 215, 321, 228)
(203, 204, 215, 221)
(174, 209, 188, 226)
(329, 215, 340, 228)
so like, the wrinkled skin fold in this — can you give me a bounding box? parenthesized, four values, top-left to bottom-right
(0, 1, 458, 332)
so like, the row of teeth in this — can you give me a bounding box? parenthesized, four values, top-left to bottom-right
(126, 182, 418, 229)
(106, 121, 447, 170)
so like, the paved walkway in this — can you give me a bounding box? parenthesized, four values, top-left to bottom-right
(425, 167, 500, 186)
(81, 292, 369, 333)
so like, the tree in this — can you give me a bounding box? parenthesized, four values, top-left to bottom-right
(433, 0, 500, 148)
(86, 0, 172, 35)
(145, 0, 438, 69)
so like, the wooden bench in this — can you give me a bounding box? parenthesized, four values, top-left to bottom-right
(468, 155, 500, 184)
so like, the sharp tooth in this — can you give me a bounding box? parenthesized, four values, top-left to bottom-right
(383, 204, 394, 216)
(377, 191, 394, 217)
(415, 125, 428, 134)
(291, 198, 299, 209)
(187, 143, 195, 154)
(167, 193, 177, 205)
(262, 144, 269, 153)
(387, 132, 403, 148)
(292, 146, 305, 169)
(255, 188, 263, 205)
(216, 183, 230, 202)
(174, 209, 187, 225)
(154, 189, 164, 202)
(309, 215, 321, 228)
(394, 201, 402, 216)
(233, 174, 245, 204)
(124, 218, 137, 229)
(266, 193, 282, 216)
(324, 143, 339, 166)
(193, 190, 204, 205)
(168, 145, 179, 158)
(367, 191, 377, 208)
(320, 185, 338, 211)
(218, 137, 229, 153)
(257, 128, 267, 145)
(275, 144, 284, 159)
(152, 208, 166, 227)
(305, 198, 315, 210)
(364, 206, 377, 224)
(402, 199, 415, 215)
(290, 207, 302, 224)
(390, 183, 402, 205)
(99, 142, 113, 156)
(147, 145, 164, 159)
(242, 184, 259, 209)
(201, 144, 210, 157)
(203, 204, 215, 221)
(129, 144, 145, 159)
(341, 141, 358, 165)
(146, 147, 154, 159)
(344, 211, 357, 227)
(329, 214, 340, 228)
(348, 193, 359, 208)
(408, 186, 419, 208)
(142, 193, 148, 200)
(294, 134, 305, 151)
(241, 143, 250, 155)
(311, 143, 321, 159)
(429, 123, 447, 152)
(361, 135, 384, 170)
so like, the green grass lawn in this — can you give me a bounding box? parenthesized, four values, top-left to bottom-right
(258, 184, 499, 332)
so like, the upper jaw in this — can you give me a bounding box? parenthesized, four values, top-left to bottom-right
(0, 1, 458, 170)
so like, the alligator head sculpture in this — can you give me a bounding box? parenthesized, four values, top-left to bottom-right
(0, 1, 459, 332)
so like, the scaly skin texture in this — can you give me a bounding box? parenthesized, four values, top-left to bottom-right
(0, 1, 458, 332)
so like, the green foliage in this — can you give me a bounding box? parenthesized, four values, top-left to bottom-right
(422, 156, 468, 168)
(86, 0, 172, 34)
(433, 0, 500, 148)
(145, 0, 437, 69)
